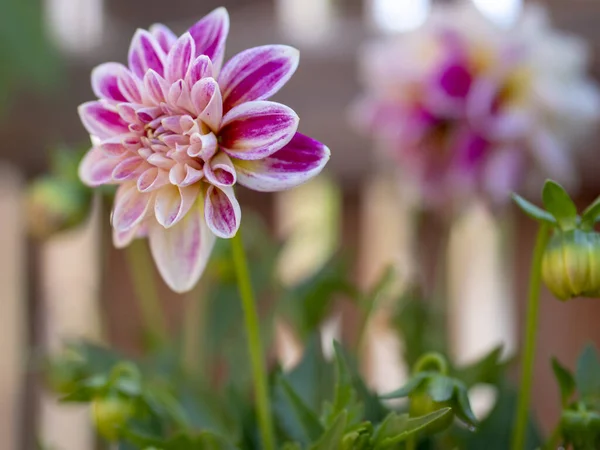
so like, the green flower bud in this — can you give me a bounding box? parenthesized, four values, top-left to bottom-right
(26, 177, 91, 239)
(409, 383, 455, 433)
(383, 353, 477, 434)
(92, 395, 136, 441)
(560, 405, 600, 450)
(542, 229, 600, 301)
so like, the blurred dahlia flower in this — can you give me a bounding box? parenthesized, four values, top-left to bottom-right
(354, 2, 599, 209)
(78, 7, 330, 292)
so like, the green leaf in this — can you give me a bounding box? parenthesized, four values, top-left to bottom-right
(286, 334, 334, 412)
(428, 376, 455, 403)
(576, 344, 600, 406)
(328, 342, 387, 423)
(326, 342, 362, 425)
(380, 373, 427, 400)
(454, 345, 507, 387)
(542, 180, 577, 229)
(274, 375, 324, 444)
(126, 429, 237, 450)
(454, 382, 478, 428)
(551, 357, 575, 408)
(281, 443, 302, 450)
(581, 196, 600, 230)
(511, 194, 557, 226)
(309, 411, 348, 450)
(372, 409, 452, 448)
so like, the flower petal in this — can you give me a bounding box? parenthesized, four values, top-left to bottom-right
(154, 183, 201, 228)
(112, 156, 148, 181)
(204, 185, 241, 238)
(204, 152, 236, 186)
(128, 29, 166, 79)
(112, 222, 146, 249)
(219, 45, 299, 112)
(111, 183, 152, 231)
(99, 136, 129, 157)
(234, 132, 330, 191)
(188, 7, 229, 74)
(149, 195, 215, 293)
(187, 55, 214, 86)
(149, 23, 177, 53)
(219, 101, 298, 160)
(79, 147, 122, 186)
(117, 69, 143, 103)
(191, 78, 222, 132)
(168, 163, 204, 187)
(137, 167, 169, 192)
(91, 63, 128, 102)
(143, 69, 170, 104)
(79, 101, 129, 138)
(165, 33, 195, 83)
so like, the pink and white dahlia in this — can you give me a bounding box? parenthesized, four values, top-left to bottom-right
(354, 2, 599, 210)
(78, 7, 330, 293)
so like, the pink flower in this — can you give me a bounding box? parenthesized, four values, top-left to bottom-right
(354, 3, 599, 211)
(78, 7, 330, 293)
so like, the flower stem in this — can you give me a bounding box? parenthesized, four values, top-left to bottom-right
(543, 423, 562, 450)
(231, 232, 275, 450)
(511, 223, 550, 450)
(125, 240, 167, 350)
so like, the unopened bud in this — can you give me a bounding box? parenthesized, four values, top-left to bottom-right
(561, 407, 600, 450)
(542, 229, 600, 301)
(92, 395, 136, 441)
(26, 178, 90, 239)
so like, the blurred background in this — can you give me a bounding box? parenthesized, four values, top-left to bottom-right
(2, 0, 600, 449)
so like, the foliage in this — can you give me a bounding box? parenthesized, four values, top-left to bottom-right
(43, 215, 527, 449)
(550, 345, 600, 449)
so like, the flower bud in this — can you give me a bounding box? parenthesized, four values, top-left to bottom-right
(92, 395, 136, 441)
(26, 177, 91, 239)
(561, 407, 600, 450)
(409, 382, 455, 433)
(541, 229, 600, 301)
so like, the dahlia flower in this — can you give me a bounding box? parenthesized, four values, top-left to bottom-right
(78, 7, 330, 292)
(354, 2, 599, 210)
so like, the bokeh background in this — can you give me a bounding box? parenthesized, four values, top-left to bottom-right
(2, 0, 600, 449)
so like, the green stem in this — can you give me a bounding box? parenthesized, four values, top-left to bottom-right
(182, 285, 204, 377)
(231, 232, 275, 450)
(406, 436, 416, 450)
(511, 223, 550, 450)
(125, 240, 167, 350)
(543, 423, 562, 450)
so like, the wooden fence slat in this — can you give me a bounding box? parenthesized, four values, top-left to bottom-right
(39, 198, 103, 450)
(0, 166, 26, 450)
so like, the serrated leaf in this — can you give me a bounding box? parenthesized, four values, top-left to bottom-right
(309, 411, 348, 450)
(380, 373, 428, 400)
(512, 194, 557, 225)
(429, 376, 455, 403)
(581, 196, 600, 230)
(576, 344, 600, 406)
(372, 409, 452, 448)
(542, 180, 577, 229)
(454, 383, 478, 428)
(551, 357, 575, 408)
(274, 375, 324, 444)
